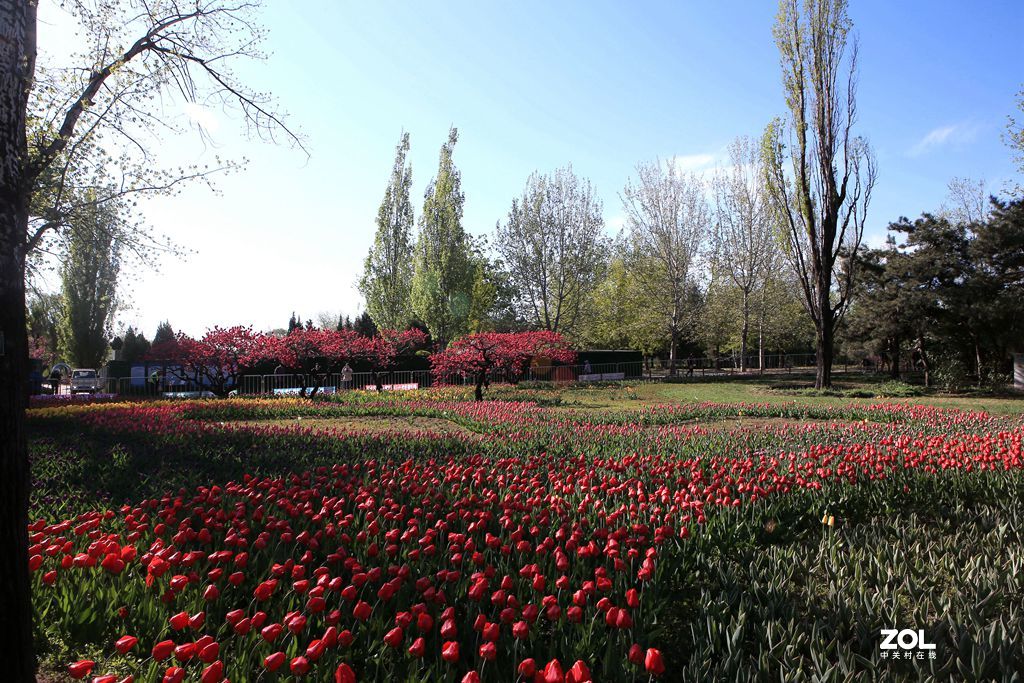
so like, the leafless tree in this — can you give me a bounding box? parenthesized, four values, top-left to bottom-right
(496, 166, 607, 336)
(940, 176, 988, 226)
(762, 0, 877, 389)
(712, 137, 777, 372)
(0, 1, 301, 677)
(621, 160, 711, 375)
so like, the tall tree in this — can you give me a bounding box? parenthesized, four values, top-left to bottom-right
(495, 166, 607, 337)
(763, 0, 877, 389)
(712, 137, 777, 371)
(0, 2, 299, 677)
(152, 320, 175, 346)
(620, 160, 710, 374)
(940, 176, 989, 226)
(59, 194, 122, 368)
(120, 326, 151, 364)
(360, 132, 415, 330)
(1006, 86, 1023, 194)
(410, 127, 473, 347)
(352, 311, 378, 338)
(582, 256, 668, 362)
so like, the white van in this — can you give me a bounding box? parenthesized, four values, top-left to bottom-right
(70, 369, 102, 394)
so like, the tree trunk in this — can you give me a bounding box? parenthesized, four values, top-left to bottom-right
(740, 289, 749, 373)
(757, 287, 766, 376)
(668, 326, 679, 377)
(0, 217, 34, 683)
(814, 319, 834, 390)
(917, 336, 931, 388)
(890, 337, 901, 380)
(975, 341, 983, 388)
(474, 369, 485, 402)
(0, 0, 38, 678)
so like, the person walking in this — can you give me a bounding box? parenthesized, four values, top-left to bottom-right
(686, 356, 695, 378)
(341, 362, 354, 390)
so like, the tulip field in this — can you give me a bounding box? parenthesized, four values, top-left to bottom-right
(26, 386, 1024, 681)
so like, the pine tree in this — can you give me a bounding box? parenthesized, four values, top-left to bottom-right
(353, 312, 378, 337)
(153, 321, 175, 346)
(410, 127, 474, 347)
(360, 132, 415, 330)
(122, 327, 152, 364)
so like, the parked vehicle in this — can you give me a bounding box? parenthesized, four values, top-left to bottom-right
(70, 369, 101, 394)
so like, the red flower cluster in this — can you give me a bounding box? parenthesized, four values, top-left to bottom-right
(30, 395, 1024, 680)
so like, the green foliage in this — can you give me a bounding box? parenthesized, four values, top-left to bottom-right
(410, 128, 474, 346)
(580, 257, 667, 356)
(360, 132, 416, 331)
(496, 166, 608, 336)
(152, 321, 174, 346)
(120, 327, 150, 364)
(58, 193, 123, 368)
(27, 291, 64, 367)
(848, 199, 1024, 388)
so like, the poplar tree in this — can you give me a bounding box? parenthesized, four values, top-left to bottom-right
(410, 128, 474, 347)
(762, 0, 876, 389)
(59, 195, 122, 368)
(360, 132, 415, 330)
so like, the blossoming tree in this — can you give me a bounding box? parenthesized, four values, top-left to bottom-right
(431, 331, 576, 401)
(147, 326, 267, 397)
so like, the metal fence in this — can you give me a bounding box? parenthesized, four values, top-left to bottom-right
(666, 353, 922, 376)
(34, 355, 917, 399)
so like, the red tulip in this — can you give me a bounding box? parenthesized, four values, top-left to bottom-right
(353, 600, 372, 621)
(261, 622, 283, 642)
(67, 660, 95, 679)
(162, 667, 185, 683)
(645, 648, 666, 676)
(567, 660, 592, 683)
(115, 635, 138, 654)
(263, 652, 286, 672)
(518, 658, 537, 678)
(543, 659, 564, 683)
(335, 663, 356, 683)
(173, 642, 195, 662)
(479, 642, 497, 661)
(441, 640, 460, 663)
(408, 637, 426, 658)
(200, 660, 224, 683)
(286, 613, 307, 635)
(291, 655, 311, 675)
(513, 620, 529, 639)
(383, 626, 403, 648)
(462, 673, 481, 683)
(152, 640, 175, 661)
(198, 641, 220, 663)
(628, 643, 644, 665)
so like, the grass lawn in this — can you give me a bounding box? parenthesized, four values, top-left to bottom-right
(534, 373, 1024, 415)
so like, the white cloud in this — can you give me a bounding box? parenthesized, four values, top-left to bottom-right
(909, 122, 979, 157)
(667, 153, 718, 173)
(183, 102, 220, 133)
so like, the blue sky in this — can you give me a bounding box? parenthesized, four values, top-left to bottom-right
(37, 1, 1024, 336)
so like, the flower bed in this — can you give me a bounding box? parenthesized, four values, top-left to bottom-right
(27, 393, 1024, 681)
